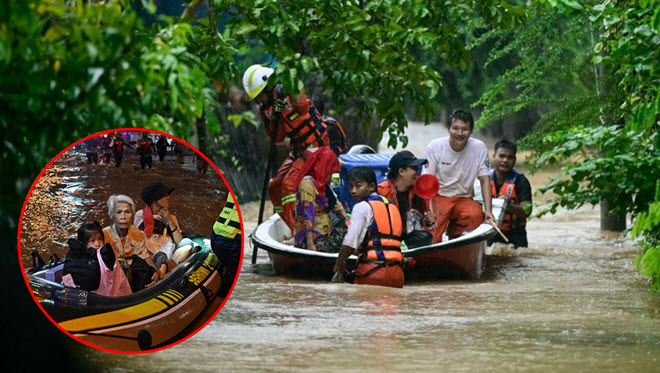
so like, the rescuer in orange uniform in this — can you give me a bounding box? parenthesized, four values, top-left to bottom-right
(243, 64, 328, 233)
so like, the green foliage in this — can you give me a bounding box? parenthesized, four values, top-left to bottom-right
(221, 0, 526, 147)
(477, 0, 660, 292)
(535, 126, 659, 217)
(2, 0, 530, 232)
(1, 0, 227, 229)
(473, 3, 597, 130)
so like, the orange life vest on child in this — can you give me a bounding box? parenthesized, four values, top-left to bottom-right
(358, 195, 404, 267)
(490, 169, 526, 231)
(262, 85, 328, 150)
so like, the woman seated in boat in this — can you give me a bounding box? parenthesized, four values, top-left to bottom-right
(377, 150, 435, 249)
(62, 221, 132, 296)
(133, 181, 195, 275)
(293, 147, 349, 252)
(103, 194, 162, 292)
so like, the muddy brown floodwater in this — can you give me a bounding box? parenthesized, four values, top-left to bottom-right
(20, 145, 228, 269)
(24, 125, 660, 371)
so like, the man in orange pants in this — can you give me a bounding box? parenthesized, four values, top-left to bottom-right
(423, 109, 494, 243)
(243, 64, 328, 232)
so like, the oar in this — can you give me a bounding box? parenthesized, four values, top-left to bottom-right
(253, 113, 280, 264)
(488, 219, 509, 242)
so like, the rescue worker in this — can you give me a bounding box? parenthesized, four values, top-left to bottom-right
(136, 132, 155, 170)
(211, 191, 242, 297)
(84, 136, 100, 165)
(378, 151, 435, 249)
(488, 139, 532, 248)
(101, 135, 113, 164)
(110, 132, 133, 168)
(156, 135, 169, 162)
(243, 64, 328, 233)
(333, 166, 404, 288)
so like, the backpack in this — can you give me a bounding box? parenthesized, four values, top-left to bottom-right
(324, 116, 348, 155)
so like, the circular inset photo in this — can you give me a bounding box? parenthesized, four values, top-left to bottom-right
(18, 128, 243, 353)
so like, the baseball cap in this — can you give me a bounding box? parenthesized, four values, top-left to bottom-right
(387, 150, 428, 179)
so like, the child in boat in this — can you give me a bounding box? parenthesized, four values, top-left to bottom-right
(62, 222, 132, 296)
(293, 147, 349, 252)
(332, 166, 405, 288)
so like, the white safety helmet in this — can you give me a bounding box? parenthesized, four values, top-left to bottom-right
(243, 64, 274, 101)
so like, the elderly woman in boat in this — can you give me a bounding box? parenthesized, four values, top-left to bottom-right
(103, 194, 161, 292)
(293, 147, 349, 252)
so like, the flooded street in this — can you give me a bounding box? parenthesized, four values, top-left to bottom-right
(25, 125, 660, 371)
(86, 199, 659, 372)
(20, 141, 228, 269)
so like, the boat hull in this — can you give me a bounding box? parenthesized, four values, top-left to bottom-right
(25, 236, 222, 351)
(404, 241, 485, 280)
(251, 198, 505, 281)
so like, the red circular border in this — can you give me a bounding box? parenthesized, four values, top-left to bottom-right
(16, 127, 244, 355)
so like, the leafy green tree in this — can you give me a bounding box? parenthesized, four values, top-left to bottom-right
(474, 0, 660, 291)
(1, 0, 227, 232)
(219, 0, 525, 148)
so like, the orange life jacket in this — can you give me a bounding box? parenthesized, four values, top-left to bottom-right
(137, 138, 153, 154)
(262, 85, 327, 150)
(358, 195, 403, 266)
(490, 169, 526, 231)
(377, 180, 417, 214)
(113, 138, 124, 152)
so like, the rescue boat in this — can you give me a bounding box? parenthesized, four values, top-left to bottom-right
(24, 235, 223, 352)
(251, 198, 504, 280)
(250, 151, 506, 281)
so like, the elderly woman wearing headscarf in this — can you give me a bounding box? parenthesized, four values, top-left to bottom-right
(103, 194, 161, 292)
(293, 147, 349, 252)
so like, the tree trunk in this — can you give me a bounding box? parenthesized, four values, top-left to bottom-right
(600, 199, 626, 232)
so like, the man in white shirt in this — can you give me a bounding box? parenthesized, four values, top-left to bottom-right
(423, 109, 494, 243)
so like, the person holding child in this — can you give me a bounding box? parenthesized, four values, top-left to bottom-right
(378, 150, 435, 249)
(333, 166, 405, 288)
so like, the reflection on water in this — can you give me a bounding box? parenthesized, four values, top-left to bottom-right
(20, 147, 227, 269)
(41, 126, 660, 371)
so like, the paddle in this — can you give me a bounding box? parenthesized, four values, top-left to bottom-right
(413, 174, 439, 229)
(488, 219, 509, 242)
(253, 113, 280, 264)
